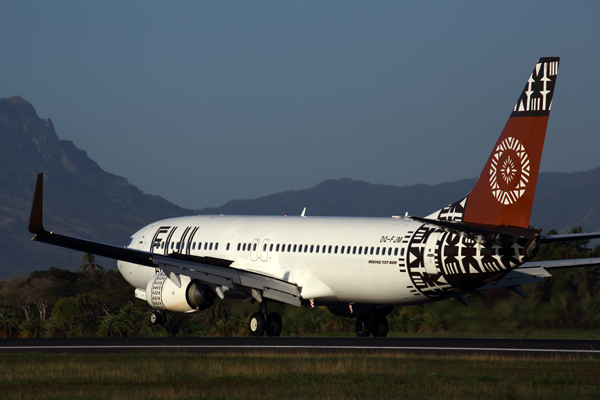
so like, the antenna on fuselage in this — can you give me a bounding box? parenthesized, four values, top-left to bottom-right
(301, 207, 306, 217)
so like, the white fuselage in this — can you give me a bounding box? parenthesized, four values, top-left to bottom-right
(118, 214, 431, 306)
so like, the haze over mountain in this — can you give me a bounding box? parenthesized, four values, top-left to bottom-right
(0, 96, 191, 279)
(1, 96, 599, 279)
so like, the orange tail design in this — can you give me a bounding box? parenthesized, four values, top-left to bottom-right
(429, 57, 560, 228)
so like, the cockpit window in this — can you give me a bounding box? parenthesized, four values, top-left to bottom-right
(125, 237, 133, 247)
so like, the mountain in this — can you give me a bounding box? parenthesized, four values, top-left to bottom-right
(197, 178, 476, 219)
(198, 170, 600, 234)
(531, 168, 600, 233)
(0, 96, 192, 279)
(1, 96, 599, 279)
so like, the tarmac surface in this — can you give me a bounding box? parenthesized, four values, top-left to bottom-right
(1, 337, 599, 357)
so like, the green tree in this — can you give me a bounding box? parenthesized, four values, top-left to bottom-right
(194, 301, 231, 328)
(0, 308, 19, 338)
(213, 315, 246, 337)
(19, 316, 43, 338)
(98, 313, 129, 338)
(79, 253, 103, 274)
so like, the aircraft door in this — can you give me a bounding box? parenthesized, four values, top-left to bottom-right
(261, 239, 270, 262)
(424, 231, 442, 275)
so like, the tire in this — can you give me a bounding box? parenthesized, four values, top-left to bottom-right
(150, 311, 162, 325)
(249, 312, 266, 336)
(266, 313, 283, 337)
(372, 316, 389, 337)
(355, 316, 372, 337)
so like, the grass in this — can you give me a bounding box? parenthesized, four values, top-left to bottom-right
(0, 351, 599, 399)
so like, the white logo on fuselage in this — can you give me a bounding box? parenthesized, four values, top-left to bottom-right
(489, 137, 530, 205)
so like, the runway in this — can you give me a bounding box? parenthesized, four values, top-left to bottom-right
(1, 337, 599, 357)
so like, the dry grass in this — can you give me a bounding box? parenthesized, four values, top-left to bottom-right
(0, 352, 598, 399)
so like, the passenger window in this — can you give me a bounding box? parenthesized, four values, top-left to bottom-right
(270, 244, 273, 251)
(401, 248, 405, 256)
(394, 248, 398, 256)
(276, 244, 280, 252)
(370, 247, 374, 255)
(358, 246, 362, 255)
(341, 246, 345, 254)
(316, 245, 320, 253)
(243, 243, 246, 251)
(287, 244, 292, 252)
(215, 243, 219, 250)
(226, 243, 229, 251)
(353, 246, 357, 254)
(204, 243, 208, 250)
(310, 245, 314, 253)
(334, 245, 338, 254)
(328, 245, 332, 254)
(376, 247, 380, 255)
(263, 243, 267, 252)
(209, 243, 213, 250)
(293, 244, 297, 252)
(248, 243, 251, 251)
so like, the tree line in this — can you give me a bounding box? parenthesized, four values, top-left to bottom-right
(1, 228, 600, 338)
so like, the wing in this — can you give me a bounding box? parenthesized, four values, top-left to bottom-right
(28, 173, 301, 307)
(475, 257, 600, 299)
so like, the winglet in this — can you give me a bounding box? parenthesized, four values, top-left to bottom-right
(28, 173, 47, 235)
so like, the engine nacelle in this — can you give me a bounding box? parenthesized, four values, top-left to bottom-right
(146, 272, 216, 313)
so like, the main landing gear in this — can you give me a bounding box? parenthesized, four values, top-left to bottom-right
(355, 315, 389, 337)
(249, 302, 282, 337)
(150, 310, 166, 326)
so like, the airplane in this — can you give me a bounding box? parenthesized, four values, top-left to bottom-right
(28, 57, 600, 337)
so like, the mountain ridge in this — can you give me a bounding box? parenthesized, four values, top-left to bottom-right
(1, 96, 599, 279)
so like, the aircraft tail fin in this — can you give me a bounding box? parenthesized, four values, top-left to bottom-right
(428, 57, 560, 228)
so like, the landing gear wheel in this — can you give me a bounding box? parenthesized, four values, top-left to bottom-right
(266, 313, 283, 337)
(355, 316, 372, 337)
(371, 316, 389, 337)
(249, 312, 266, 336)
(150, 311, 165, 326)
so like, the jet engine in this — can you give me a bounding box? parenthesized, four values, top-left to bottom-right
(146, 272, 216, 313)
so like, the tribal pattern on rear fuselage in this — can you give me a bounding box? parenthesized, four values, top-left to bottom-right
(404, 224, 537, 300)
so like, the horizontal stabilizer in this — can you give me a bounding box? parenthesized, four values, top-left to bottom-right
(540, 232, 600, 244)
(520, 258, 600, 270)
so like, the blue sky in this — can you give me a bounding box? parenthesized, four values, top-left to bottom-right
(2, 2, 599, 209)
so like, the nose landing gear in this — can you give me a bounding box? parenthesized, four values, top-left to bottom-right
(150, 311, 166, 326)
